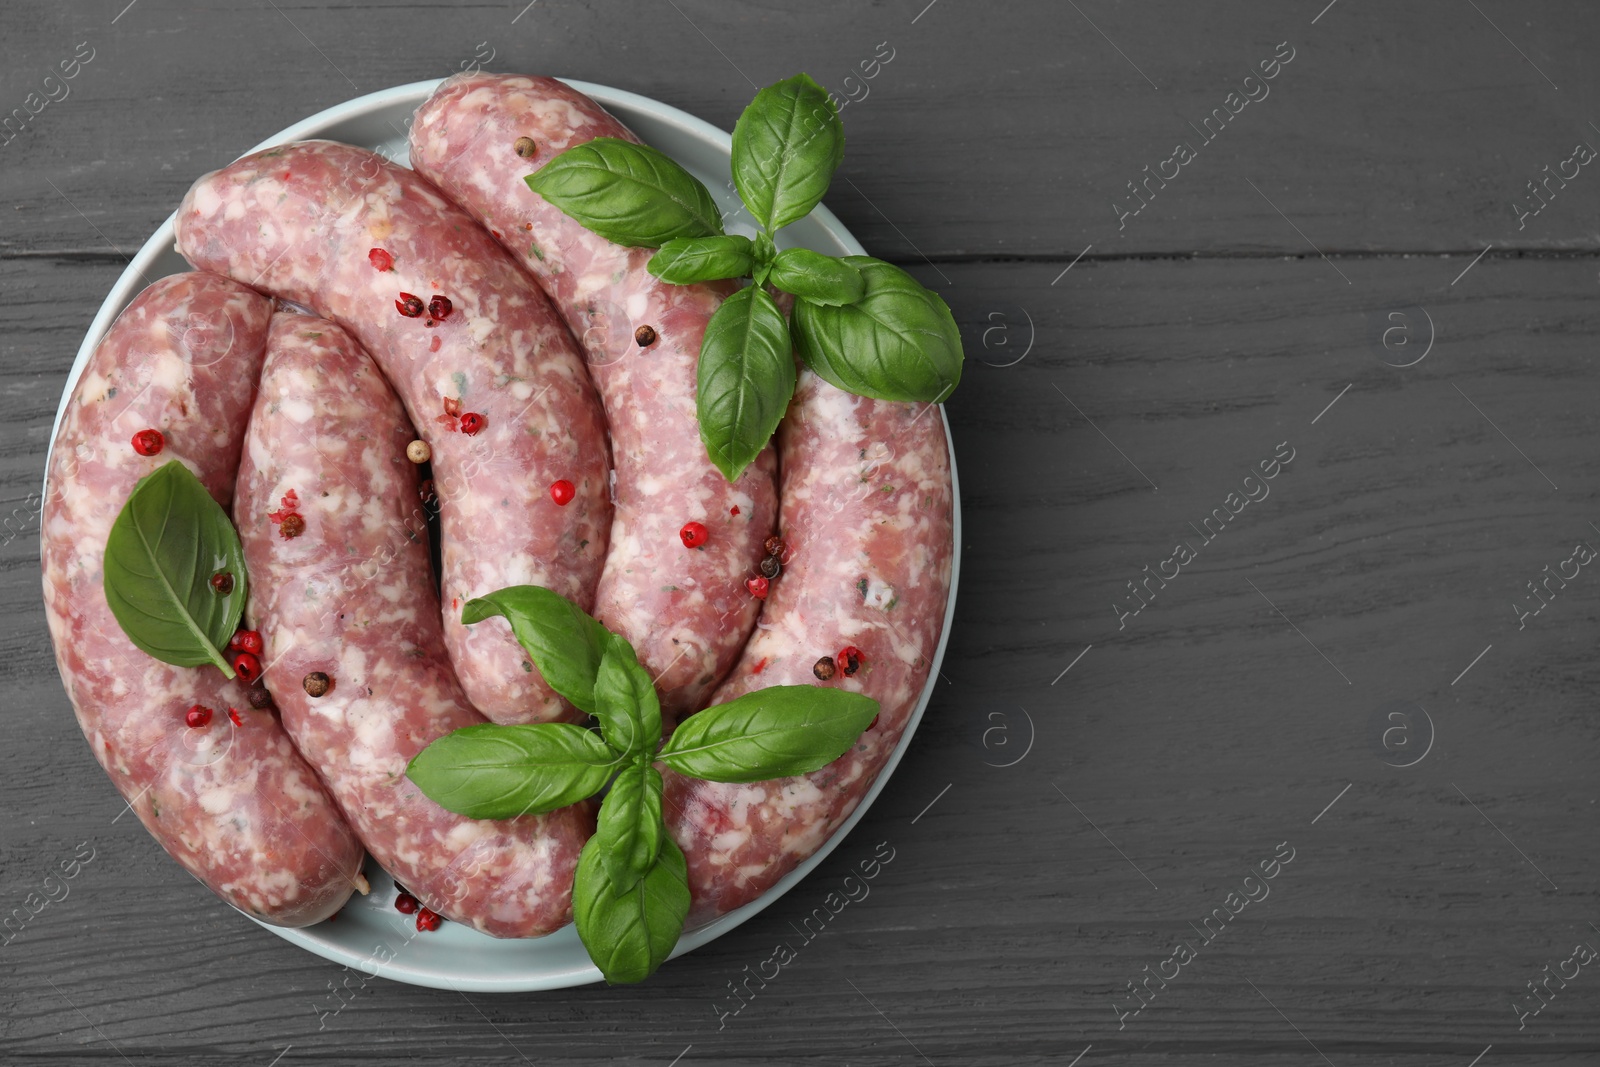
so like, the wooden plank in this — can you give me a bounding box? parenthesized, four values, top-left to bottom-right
(4, 255, 1599, 1063)
(7, 1, 1600, 262)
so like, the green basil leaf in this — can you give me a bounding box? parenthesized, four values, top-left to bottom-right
(792, 257, 964, 403)
(527, 137, 723, 248)
(697, 286, 795, 484)
(592, 635, 662, 758)
(405, 722, 618, 820)
(648, 235, 755, 285)
(462, 587, 611, 714)
(750, 231, 777, 287)
(595, 763, 664, 890)
(768, 247, 865, 306)
(573, 830, 689, 984)
(731, 73, 845, 232)
(657, 685, 879, 783)
(102, 459, 247, 677)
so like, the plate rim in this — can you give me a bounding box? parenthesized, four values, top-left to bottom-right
(45, 76, 962, 992)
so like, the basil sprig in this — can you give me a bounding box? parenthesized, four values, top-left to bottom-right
(406, 585, 879, 985)
(102, 459, 248, 677)
(527, 72, 965, 482)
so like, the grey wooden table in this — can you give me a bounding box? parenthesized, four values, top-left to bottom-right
(5, 1, 1600, 1064)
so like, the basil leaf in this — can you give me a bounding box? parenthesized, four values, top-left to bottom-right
(102, 459, 247, 677)
(592, 635, 663, 758)
(792, 257, 964, 403)
(527, 137, 723, 248)
(648, 235, 755, 285)
(595, 763, 664, 890)
(406, 722, 618, 820)
(697, 286, 796, 483)
(462, 587, 611, 714)
(657, 685, 879, 783)
(731, 73, 845, 232)
(768, 248, 865, 306)
(574, 831, 690, 985)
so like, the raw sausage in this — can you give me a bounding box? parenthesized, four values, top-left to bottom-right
(235, 312, 592, 938)
(41, 272, 364, 927)
(176, 140, 610, 725)
(662, 374, 954, 924)
(410, 73, 778, 716)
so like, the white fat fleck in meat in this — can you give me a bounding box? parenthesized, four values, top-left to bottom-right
(862, 578, 896, 611)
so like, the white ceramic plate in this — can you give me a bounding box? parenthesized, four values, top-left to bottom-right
(49, 78, 961, 991)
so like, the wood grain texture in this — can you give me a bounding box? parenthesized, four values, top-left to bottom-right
(4, 1, 1600, 1064)
(6, 1, 1600, 260)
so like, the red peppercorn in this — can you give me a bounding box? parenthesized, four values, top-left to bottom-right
(131, 429, 164, 457)
(231, 651, 262, 684)
(368, 248, 394, 272)
(428, 295, 453, 320)
(396, 292, 425, 317)
(210, 572, 235, 595)
(680, 521, 709, 549)
(746, 575, 769, 599)
(836, 646, 865, 676)
(394, 893, 419, 915)
(549, 479, 575, 506)
(415, 908, 443, 932)
(185, 704, 213, 728)
(459, 412, 486, 436)
(229, 707, 244, 727)
(764, 535, 786, 558)
(229, 629, 264, 655)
